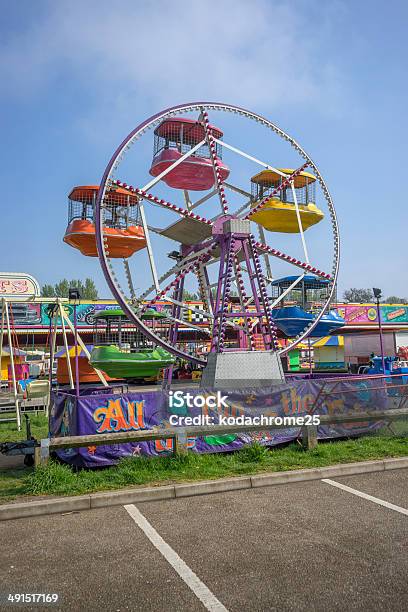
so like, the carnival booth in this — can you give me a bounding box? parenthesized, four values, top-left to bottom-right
(313, 335, 345, 371)
(0, 347, 27, 382)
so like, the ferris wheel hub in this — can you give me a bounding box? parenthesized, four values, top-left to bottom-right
(211, 216, 251, 238)
(211, 214, 233, 235)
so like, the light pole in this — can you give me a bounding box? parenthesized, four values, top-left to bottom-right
(373, 287, 386, 373)
(69, 288, 81, 397)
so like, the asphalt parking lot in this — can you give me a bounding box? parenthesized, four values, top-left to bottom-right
(1, 469, 407, 611)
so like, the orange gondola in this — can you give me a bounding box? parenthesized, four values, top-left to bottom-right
(63, 185, 147, 258)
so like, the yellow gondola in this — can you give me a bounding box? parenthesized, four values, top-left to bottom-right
(249, 168, 324, 233)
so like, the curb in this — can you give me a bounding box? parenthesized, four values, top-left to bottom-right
(1, 457, 407, 521)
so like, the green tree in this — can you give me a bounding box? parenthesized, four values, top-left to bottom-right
(41, 284, 56, 297)
(41, 278, 99, 300)
(343, 288, 374, 303)
(383, 296, 408, 304)
(54, 279, 70, 298)
(182, 290, 199, 301)
(82, 278, 99, 300)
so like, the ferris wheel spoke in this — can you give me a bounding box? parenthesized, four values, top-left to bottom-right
(140, 138, 207, 192)
(137, 197, 160, 291)
(183, 190, 192, 210)
(222, 182, 253, 217)
(138, 240, 217, 302)
(269, 273, 306, 309)
(234, 197, 253, 217)
(166, 311, 210, 334)
(213, 138, 288, 179)
(166, 276, 185, 350)
(243, 162, 309, 220)
(256, 224, 273, 280)
(200, 109, 229, 215)
(139, 263, 180, 301)
(165, 295, 212, 321)
(164, 292, 246, 333)
(187, 188, 218, 211)
(142, 242, 218, 311)
(290, 180, 310, 264)
(177, 240, 218, 266)
(123, 259, 136, 301)
(248, 236, 279, 351)
(195, 262, 213, 314)
(224, 182, 252, 198)
(136, 190, 212, 225)
(254, 240, 332, 280)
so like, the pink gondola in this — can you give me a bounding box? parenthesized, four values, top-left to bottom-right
(149, 117, 229, 191)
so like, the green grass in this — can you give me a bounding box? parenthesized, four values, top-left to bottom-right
(0, 413, 49, 443)
(0, 434, 407, 503)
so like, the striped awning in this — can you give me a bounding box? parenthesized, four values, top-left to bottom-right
(55, 345, 93, 358)
(313, 336, 344, 348)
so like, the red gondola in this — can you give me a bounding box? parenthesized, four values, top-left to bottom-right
(149, 117, 229, 191)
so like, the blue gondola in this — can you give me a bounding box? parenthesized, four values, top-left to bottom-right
(270, 275, 345, 337)
(271, 305, 345, 337)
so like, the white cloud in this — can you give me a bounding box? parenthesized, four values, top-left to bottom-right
(1, 0, 346, 113)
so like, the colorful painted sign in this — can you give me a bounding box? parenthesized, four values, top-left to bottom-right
(0, 273, 40, 299)
(341, 305, 378, 323)
(50, 380, 389, 467)
(381, 305, 408, 323)
(334, 304, 408, 325)
(6, 300, 408, 329)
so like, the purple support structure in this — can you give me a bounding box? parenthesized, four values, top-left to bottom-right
(249, 234, 279, 351)
(241, 241, 264, 326)
(209, 221, 279, 355)
(200, 109, 229, 215)
(74, 303, 80, 397)
(164, 276, 185, 387)
(376, 297, 386, 373)
(48, 314, 55, 393)
(203, 265, 215, 312)
(211, 238, 227, 352)
(218, 236, 235, 353)
(234, 256, 255, 350)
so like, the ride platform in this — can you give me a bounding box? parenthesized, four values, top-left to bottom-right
(160, 217, 212, 246)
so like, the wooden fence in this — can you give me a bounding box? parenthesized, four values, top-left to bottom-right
(34, 408, 408, 466)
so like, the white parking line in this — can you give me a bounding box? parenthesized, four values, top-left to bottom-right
(124, 504, 228, 612)
(322, 479, 408, 516)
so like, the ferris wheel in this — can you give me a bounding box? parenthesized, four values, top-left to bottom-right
(73, 102, 340, 373)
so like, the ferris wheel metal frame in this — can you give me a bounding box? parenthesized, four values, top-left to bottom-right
(94, 102, 340, 367)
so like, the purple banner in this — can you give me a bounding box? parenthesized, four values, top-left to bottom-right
(49, 379, 389, 467)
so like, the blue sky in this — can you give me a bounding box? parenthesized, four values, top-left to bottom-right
(1, 0, 407, 300)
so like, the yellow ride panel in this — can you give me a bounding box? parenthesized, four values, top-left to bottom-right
(249, 199, 324, 233)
